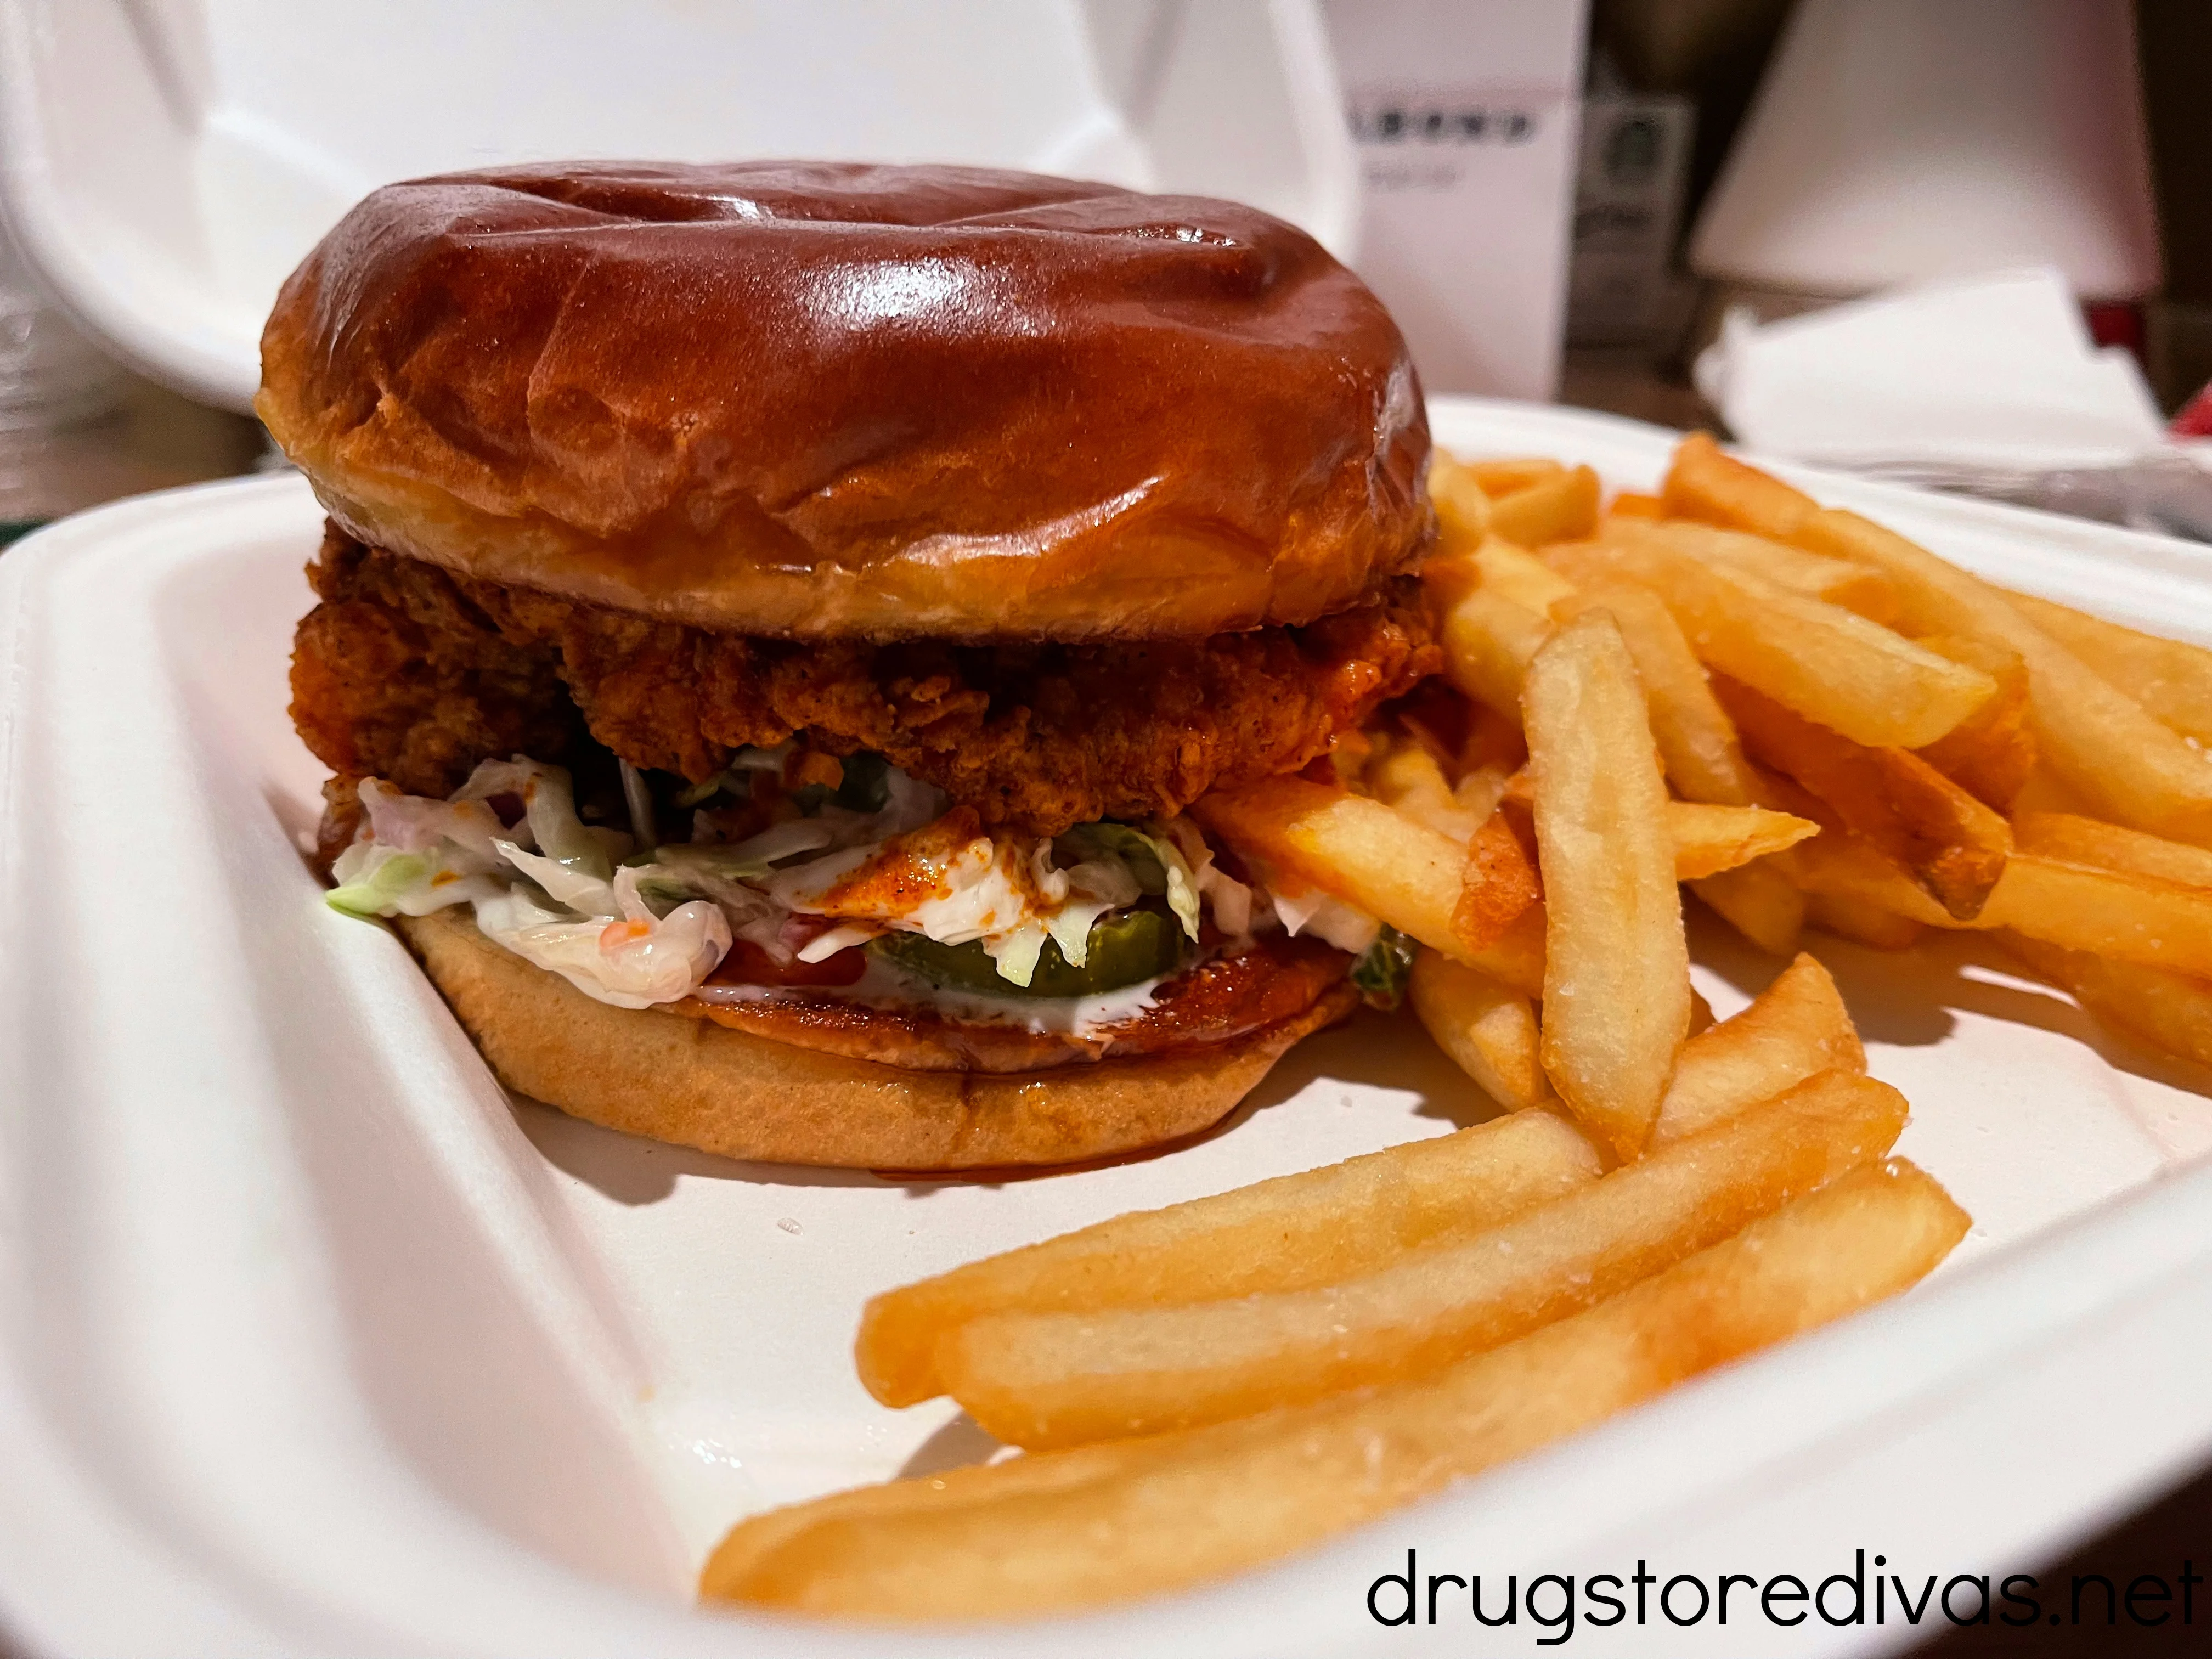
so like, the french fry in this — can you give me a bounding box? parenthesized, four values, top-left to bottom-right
(1489, 464, 1601, 546)
(1665, 800, 1820, 880)
(699, 1432, 1153, 1599)
(1551, 584, 1757, 804)
(2012, 764, 2094, 816)
(1652, 954, 1865, 1144)
(939, 1069, 1908, 1447)
(1609, 489, 1666, 518)
(1427, 452, 1493, 554)
(1456, 812, 1544, 949)
(2001, 933, 2212, 1071)
(1408, 949, 1550, 1110)
(1791, 831, 2212, 977)
(718, 1161, 1968, 1619)
(1795, 508, 2212, 846)
(1362, 740, 1543, 945)
(1713, 673, 2011, 920)
(855, 1109, 1602, 1407)
(2012, 810, 2212, 888)
(1548, 580, 1806, 953)
(1462, 699, 1530, 775)
(1598, 515, 1899, 624)
(1803, 890, 1926, 952)
(1365, 737, 1479, 840)
(1446, 787, 1799, 887)
(1526, 612, 1691, 1157)
(1545, 535, 1996, 748)
(1436, 583, 1553, 717)
(1694, 860, 1810, 956)
(1190, 778, 1544, 991)
(723, 1159, 1965, 1616)
(1454, 761, 1516, 822)
(2002, 590, 2212, 746)
(1912, 634, 2036, 809)
(1463, 455, 1567, 496)
(1477, 533, 1581, 613)
(1662, 429, 1820, 538)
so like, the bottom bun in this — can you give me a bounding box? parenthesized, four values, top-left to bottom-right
(397, 909, 1357, 1171)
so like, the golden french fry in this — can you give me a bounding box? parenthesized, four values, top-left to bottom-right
(1911, 634, 2036, 810)
(1714, 673, 2011, 920)
(939, 1069, 1907, 1448)
(1666, 801, 1820, 881)
(1489, 464, 1601, 546)
(1663, 429, 1820, 538)
(1545, 535, 1995, 748)
(855, 1109, 1602, 1407)
(1803, 890, 1926, 951)
(1790, 830, 2212, 977)
(1436, 583, 1553, 718)
(1190, 778, 1544, 991)
(1365, 738, 1480, 840)
(2002, 590, 2212, 747)
(1692, 861, 1809, 956)
(2012, 764, 2094, 816)
(1526, 612, 1690, 1157)
(1428, 452, 1493, 554)
(2001, 933, 2212, 1070)
(2012, 810, 2212, 888)
(1359, 741, 1542, 946)
(1652, 954, 1865, 1144)
(1462, 699, 1530, 774)
(1549, 577, 1808, 953)
(1409, 948, 1549, 1110)
(1463, 455, 1567, 496)
(1553, 583, 1759, 804)
(699, 1432, 1152, 1600)
(1609, 489, 1666, 518)
(1454, 761, 1516, 821)
(1795, 509, 2212, 846)
(1598, 515, 1899, 624)
(712, 1161, 1968, 1620)
(1478, 533, 1581, 613)
(1455, 811, 1544, 949)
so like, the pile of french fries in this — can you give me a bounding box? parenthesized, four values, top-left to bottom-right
(691, 433, 2212, 1618)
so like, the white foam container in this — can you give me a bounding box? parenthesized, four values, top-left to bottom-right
(8, 397, 2212, 1656)
(0, 0, 1357, 412)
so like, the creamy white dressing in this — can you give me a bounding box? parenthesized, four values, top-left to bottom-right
(689, 953, 1168, 1037)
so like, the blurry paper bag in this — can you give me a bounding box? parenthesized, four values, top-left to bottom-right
(1323, 0, 1588, 398)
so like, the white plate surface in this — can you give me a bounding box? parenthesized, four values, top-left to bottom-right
(8, 398, 2212, 1656)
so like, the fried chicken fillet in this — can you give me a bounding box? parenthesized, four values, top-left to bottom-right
(293, 527, 1436, 860)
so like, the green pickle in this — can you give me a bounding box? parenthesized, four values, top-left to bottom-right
(870, 905, 1185, 998)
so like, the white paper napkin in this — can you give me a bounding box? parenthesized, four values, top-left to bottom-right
(1694, 267, 2169, 472)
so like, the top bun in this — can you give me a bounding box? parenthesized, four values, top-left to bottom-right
(259, 161, 1430, 642)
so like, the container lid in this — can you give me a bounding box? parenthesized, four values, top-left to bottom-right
(0, 0, 1356, 412)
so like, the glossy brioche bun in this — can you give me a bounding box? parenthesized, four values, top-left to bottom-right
(258, 161, 1430, 643)
(398, 910, 1357, 1171)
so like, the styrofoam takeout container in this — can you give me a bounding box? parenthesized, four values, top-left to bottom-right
(0, 0, 1357, 412)
(9, 398, 2212, 1657)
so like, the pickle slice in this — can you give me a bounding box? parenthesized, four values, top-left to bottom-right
(870, 905, 1185, 998)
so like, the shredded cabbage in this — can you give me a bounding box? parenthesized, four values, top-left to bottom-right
(1271, 884, 1384, 955)
(1057, 820, 1203, 941)
(473, 868, 732, 1010)
(325, 754, 1188, 999)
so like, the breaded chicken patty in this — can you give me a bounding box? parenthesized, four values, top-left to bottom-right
(291, 526, 1438, 838)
